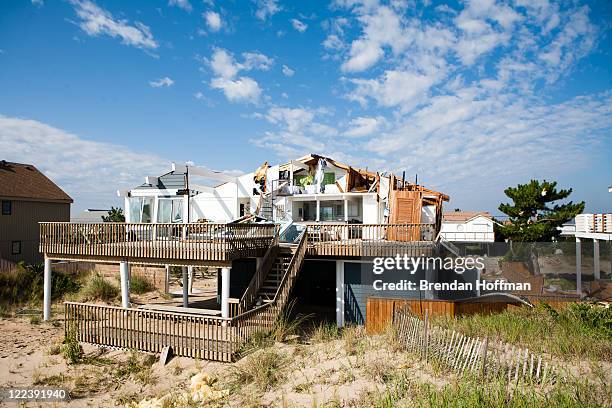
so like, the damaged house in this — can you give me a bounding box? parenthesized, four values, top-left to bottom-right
(39, 153, 451, 362)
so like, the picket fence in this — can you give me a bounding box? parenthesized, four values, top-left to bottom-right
(393, 306, 559, 385)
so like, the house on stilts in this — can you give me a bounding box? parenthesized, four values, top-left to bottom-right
(40, 154, 451, 361)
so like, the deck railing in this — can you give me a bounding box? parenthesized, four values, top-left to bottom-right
(237, 232, 280, 314)
(575, 214, 612, 234)
(64, 301, 234, 361)
(305, 223, 435, 256)
(64, 232, 308, 362)
(40, 222, 278, 262)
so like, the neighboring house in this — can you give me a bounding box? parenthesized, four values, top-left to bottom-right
(561, 213, 611, 292)
(440, 211, 495, 243)
(0, 160, 72, 263)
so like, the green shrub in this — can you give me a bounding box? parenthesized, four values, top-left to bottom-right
(79, 275, 119, 301)
(61, 324, 83, 364)
(0, 262, 80, 306)
(130, 275, 155, 294)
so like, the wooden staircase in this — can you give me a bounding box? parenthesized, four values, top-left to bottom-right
(255, 245, 296, 304)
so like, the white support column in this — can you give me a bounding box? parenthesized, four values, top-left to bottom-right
(221, 267, 231, 318)
(593, 239, 600, 280)
(575, 238, 582, 297)
(336, 261, 344, 328)
(344, 199, 349, 222)
(182, 266, 189, 308)
(43, 257, 52, 321)
(119, 261, 130, 309)
(188, 266, 194, 294)
(316, 199, 320, 222)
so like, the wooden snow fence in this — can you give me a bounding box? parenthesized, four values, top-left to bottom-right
(393, 306, 559, 385)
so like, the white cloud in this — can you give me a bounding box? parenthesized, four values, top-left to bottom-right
(0, 115, 168, 211)
(31, 0, 44, 6)
(168, 0, 192, 12)
(254, 0, 280, 21)
(251, 106, 339, 156)
(322, 34, 344, 50)
(204, 11, 222, 32)
(70, 0, 158, 50)
(242, 52, 274, 71)
(344, 116, 384, 137)
(282, 65, 295, 77)
(211, 77, 261, 103)
(194, 91, 204, 99)
(340, 5, 410, 72)
(149, 77, 174, 88)
(347, 70, 436, 110)
(208, 48, 272, 103)
(291, 19, 308, 33)
(210, 49, 240, 78)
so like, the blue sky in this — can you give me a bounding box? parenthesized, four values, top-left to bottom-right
(0, 0, 611, 215)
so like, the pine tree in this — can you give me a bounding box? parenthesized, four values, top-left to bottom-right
(497, 180, 584, 275)
(101, 207, 125, 222)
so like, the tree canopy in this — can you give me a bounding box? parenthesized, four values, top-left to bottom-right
(497, 180, 584, 242)
(101, 207, 125, 222)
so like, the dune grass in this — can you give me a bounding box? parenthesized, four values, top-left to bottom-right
(129, 275, 155, 295)
(78, 274, 120, 302)
(0, 262, 80, 307)
(433, 303, 612, 361)
(359, 371, 610, 408)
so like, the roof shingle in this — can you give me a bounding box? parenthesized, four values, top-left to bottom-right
(0, 161, 73, 203)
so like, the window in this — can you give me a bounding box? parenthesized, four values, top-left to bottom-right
(1, 200, 11, 215)
(128, 196, 154, 223)
(157, 198, 183, 223)
(11, 241, 21, 255)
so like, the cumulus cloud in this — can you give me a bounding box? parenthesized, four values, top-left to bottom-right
(282, 64, 295, 77)
(291, 19, 308, 33)
(254, 0, 280, 21)
(168, 0, 192, 12)
(250, 107, 340, 156)
(204, 11, 222, 32)
(210, 77, 261, 103)
(149, 77, 174, 88)
(347, 70, 437, 110)
(208, 48, 273, 103)
(344, 116, 384, 137)
(248, 0, 607, 210)
(340, 5, 410, 72)
(0, 115, 168, 211)
(70, 0, 158, 49)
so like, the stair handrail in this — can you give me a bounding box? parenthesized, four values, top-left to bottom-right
(231, 230, 308, 347)
(237, 225, 280, 313)
(268, 230, 308, 308)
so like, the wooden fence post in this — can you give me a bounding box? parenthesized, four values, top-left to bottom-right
(481, 337, 489, 377)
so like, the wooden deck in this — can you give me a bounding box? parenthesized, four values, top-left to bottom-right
(40, 222, 277, 265)
(41, 222, 436, 263)
(305, 223, 436, 257)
